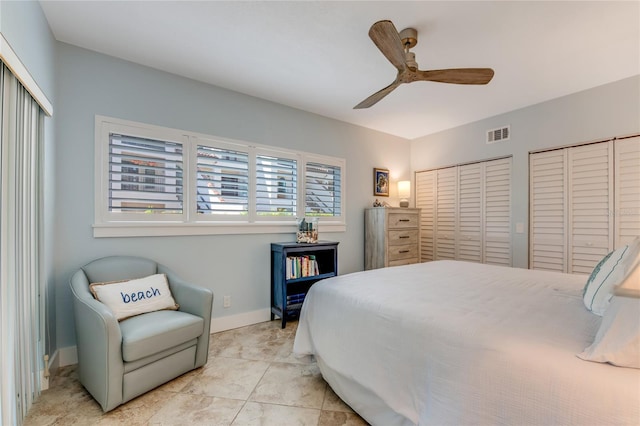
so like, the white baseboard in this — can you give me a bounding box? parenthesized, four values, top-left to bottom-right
(210, 308, 272, 333)
(58, 345, 79, 368)
(55, 309, 272, 368)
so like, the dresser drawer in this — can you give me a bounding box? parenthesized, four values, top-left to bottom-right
(388, 212, 418, 229)
(388, 229, 418, 246)
(388, 244, 418, 261)
(389, 257, 419, 267)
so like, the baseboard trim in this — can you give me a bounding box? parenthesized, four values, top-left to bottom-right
(56, 309, 273, 367)
(58, 345, 78, 367)
(210, 308, 272, 333)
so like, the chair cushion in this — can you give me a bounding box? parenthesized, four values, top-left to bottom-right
(119, 310, 204, 362)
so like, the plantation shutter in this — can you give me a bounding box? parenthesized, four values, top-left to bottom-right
(416, 170, 435, 261)
(256, 154, 297, 216)
(416, 157, 512, 264)
(529, 150, 567, 271)
(435, 167, 457, 260)
(567, 142, 613, 274)
(483, 157, 512, 266)
(305, 162, 342, 217)
(196, 145, 249, 215)
(109, 134, 183, 214)
(614, 136, 640, 246)
(457, 163, 482, 263)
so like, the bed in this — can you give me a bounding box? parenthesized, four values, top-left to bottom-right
(293, 260, 640, 426)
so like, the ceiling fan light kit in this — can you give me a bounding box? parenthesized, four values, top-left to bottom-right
(355, 20, 495, 109)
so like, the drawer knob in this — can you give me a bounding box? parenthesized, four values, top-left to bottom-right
(399, 219, 410, 222)
(399, 235, 410, 239)
(399, 250, 410, 253)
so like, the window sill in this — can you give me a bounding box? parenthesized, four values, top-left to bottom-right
(93, 221, 346, 238)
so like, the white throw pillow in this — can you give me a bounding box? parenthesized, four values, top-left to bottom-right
(578, 296, 640, 369)
(583, 245, 630, 316)
(90, 274, 179, 321)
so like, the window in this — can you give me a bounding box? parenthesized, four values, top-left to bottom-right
(256, 153, 297, 217)
(305, 161, 342, 217)
(109, 133, 183, 215)
(196, 144, 249, 216)
(95, 116, 346, 237)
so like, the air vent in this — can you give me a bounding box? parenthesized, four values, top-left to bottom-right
(487, 126, 510, 144)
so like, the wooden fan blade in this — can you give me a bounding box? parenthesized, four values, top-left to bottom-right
(415, 68, 494, 85)
(368, 20, 407, 72)
(354, 80, 402, 109)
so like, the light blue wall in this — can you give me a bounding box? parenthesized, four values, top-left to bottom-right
(410, 75, 640, 268)
(54, 43, 411, 349)
(1, 0, 57, 359)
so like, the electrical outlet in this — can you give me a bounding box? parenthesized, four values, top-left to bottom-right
(223, 295, 231, 308)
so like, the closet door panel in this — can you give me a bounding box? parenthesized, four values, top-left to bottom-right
(484, 158, 512, 266)
(530, 150, 567, 271)
(568, 142, 613, 274)
(435, 167, 457, 260)
(416, 170, 436, 261)
(615, 136, 640, 247)
(457, 163, 482, 262)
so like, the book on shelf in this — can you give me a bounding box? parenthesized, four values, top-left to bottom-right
(286, 293, 306, 304)
(285, 255, 320, 279)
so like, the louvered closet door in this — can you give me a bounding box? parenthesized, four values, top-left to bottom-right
(568, 142, 613, 274)
(530, 150, 567, 272)
(457, 163, 482, 262)
(484, 158, 512, 266)
(435, 167, 457, 259)
(615, 136, 640, 246)
(416, 170, 435, 261)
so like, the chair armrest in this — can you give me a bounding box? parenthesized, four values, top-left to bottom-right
(158, 266, 213, 367)
(159, 267, 213, 320)
(69, 270, 124, 411)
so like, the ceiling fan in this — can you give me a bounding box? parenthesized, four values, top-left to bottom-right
(354, 20, 495, 109)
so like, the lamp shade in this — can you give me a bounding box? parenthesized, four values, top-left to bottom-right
(398, 181, 411, 198)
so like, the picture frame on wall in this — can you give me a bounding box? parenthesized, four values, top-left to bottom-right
(373, 168, 390, 197)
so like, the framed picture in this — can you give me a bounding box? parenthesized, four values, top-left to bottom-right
(373, 168, 390, 197)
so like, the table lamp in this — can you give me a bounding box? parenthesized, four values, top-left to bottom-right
(398, 180, 410, 208)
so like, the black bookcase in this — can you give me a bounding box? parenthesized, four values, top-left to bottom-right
(270, 241, 339, 328)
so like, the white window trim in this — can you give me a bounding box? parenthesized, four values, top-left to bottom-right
(94, 115, 346, 237)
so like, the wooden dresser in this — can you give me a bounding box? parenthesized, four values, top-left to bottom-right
(365, 207, 421, 270)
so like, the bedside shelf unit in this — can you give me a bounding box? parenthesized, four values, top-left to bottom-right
(365, 207, 421, 270)
(271, 241, 339, 328)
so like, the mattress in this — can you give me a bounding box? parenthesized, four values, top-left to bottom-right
(293, 260, 640, 425)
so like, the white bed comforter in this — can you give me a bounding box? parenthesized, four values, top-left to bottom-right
(293, 260, 640, 426)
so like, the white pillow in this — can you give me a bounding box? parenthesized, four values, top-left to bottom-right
(578, 296, 640, 369)
(583, 245, 630, 316)
(90, 274, 179, 321)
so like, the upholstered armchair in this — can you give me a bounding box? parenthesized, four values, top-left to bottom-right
(69, 256, 213, 412)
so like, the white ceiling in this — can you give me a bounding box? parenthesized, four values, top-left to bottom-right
(40, 1, 640, 140)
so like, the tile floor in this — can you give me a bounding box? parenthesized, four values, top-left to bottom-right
(24, 320, 368, 426)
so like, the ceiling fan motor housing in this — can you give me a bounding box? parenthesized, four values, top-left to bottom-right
(399, 27, 418, 49)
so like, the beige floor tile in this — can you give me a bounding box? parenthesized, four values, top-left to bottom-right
(93, 389, 175, 426)
(318, 410, 370, 426)
(155, 367, 202, 393)
(147, 393, 244, 426)
(183, 356, 270, 400)
(322, 386, 355, 413)
(249, 362, 326, 409)
(209, 322, 296, 362)
(24, 320, 369, 426)
(232, 402, 320, 426)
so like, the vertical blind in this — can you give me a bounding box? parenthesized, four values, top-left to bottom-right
(0, 62, 45, 425)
